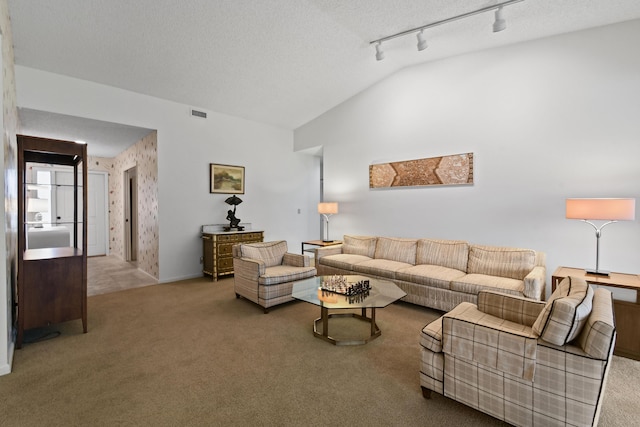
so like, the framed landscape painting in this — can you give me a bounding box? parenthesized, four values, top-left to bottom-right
(210, 163, 245, 194)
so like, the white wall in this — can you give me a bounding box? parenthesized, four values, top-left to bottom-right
(295, 20, 640, 297)
(16, 66, 320, 282)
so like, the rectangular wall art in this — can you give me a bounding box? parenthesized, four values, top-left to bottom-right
(369, 153, 473, 189)
(210, 163, 245, 194)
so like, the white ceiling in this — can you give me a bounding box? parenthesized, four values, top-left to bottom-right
(18, 108, 154, 158)
(8, 0, 640, 153)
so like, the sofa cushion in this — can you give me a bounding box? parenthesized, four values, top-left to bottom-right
(352, 259, 412, 279)
(241, 241, 287, 267)
(532, 276, 594, 346)
(396, 265, 465, 290)
(342, 235, 377, 258)
(318, 253, 371, 271)
(467, 245, 536, 280)
(450, 274, 524, 297)
(416, 239, 469, 272)
(374, 237, 417, 265)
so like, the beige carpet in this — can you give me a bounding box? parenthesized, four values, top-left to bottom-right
(1, 277, 638, 426)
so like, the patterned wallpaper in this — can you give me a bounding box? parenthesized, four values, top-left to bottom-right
(2, 0, 20, 337)
(87, 131, 158, 279)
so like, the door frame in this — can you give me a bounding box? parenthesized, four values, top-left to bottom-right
(124, 166, 138, 262)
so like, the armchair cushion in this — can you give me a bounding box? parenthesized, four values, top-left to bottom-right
(241, 241, 287, 267)
(257, 264, 317, 286)
(532, 276, 593, 346)
(477, 291, 545, 327)
(443, 302, 538, 381)
(467, 245, 536, 280)
(343, 235, 377, 257)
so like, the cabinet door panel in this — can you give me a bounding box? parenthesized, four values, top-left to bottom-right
(22, 256, 83, 330)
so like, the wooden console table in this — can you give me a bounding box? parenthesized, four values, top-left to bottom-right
(551, 266, 640, 360)
(301, 240, 342, 255)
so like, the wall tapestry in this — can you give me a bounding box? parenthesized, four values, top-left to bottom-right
(210, 163, 245, 194)
(369, 153, 473, 189)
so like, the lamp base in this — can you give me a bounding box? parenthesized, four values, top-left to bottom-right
(586, 269, 610, 277)
(322, 239, 334, 243)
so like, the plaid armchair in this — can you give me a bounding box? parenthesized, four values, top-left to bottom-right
(420, 277, 616, 427)
(232, 241, 316, 313)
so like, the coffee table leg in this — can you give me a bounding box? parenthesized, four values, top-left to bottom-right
(321, 306, 329, 338)
(370, 308, 376, 336)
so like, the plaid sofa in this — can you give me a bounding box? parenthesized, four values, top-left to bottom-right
(316, 235, 546, 312)
(420, 279, 616, 426)
(232, 241, 316, 313)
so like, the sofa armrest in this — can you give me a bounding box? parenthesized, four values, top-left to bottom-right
(477, 291, 545, 327)
(283, 252, 310, 267)
(233, 257, 266, 280)
(315, 245, 343, 260)
(523, 265, 546, 300)
(442, 302, 538, 380)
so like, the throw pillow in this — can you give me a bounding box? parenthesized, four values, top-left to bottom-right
(342, 235, 377, 258)
(241, 241, 287, 267)
(532, 276, 594, 346)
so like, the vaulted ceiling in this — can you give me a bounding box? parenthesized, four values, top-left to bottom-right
(8, 1, 640, 154)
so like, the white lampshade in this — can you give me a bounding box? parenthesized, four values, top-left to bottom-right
(318, 202, 339, 215)
(566, 198, 636, 221)
(27, 198, 50, 213)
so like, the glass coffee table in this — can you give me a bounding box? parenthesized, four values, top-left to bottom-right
(292, 275, 407, 345)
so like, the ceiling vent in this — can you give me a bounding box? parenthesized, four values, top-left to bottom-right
(190, 109, 207, 119)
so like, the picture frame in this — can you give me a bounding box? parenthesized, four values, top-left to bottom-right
(210, 163, 245, 194)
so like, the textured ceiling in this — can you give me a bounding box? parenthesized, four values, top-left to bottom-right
(8, 0, 640, 153)
(18, 108, 154, 158)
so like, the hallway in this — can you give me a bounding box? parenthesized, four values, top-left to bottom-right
(88, 256, 158, 296)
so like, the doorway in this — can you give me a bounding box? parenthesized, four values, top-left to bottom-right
(124, 166, 138, 262)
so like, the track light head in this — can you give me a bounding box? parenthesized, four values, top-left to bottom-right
(493, 6, 506, 32)
(416, 30, 428, 51)
(375, 42, 385, 61)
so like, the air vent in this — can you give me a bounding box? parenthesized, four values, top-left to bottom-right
(191, 109, 207, 119)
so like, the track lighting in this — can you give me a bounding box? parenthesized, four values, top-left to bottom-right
(493, 6, 506, 32)
(416, 30, 428, 51)
(375, 42, 384, 61)
(370, 0, 523, 61)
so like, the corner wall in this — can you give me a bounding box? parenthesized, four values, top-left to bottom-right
(295, 20, 640, 296)
(1, 0, 20, 376)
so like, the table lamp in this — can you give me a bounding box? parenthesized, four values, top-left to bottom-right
(318, 202, 338, 242)
(566, 198, 636, 276)
(27, 197, 49, 228)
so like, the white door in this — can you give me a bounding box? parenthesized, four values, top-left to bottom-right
(55, 170, 108, 256)
(87, 173, 107, 256)
(54, 170, 77, 246)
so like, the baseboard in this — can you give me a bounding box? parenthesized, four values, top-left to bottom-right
(158, 273, 205, 284)
(0, 340, 15, 376)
